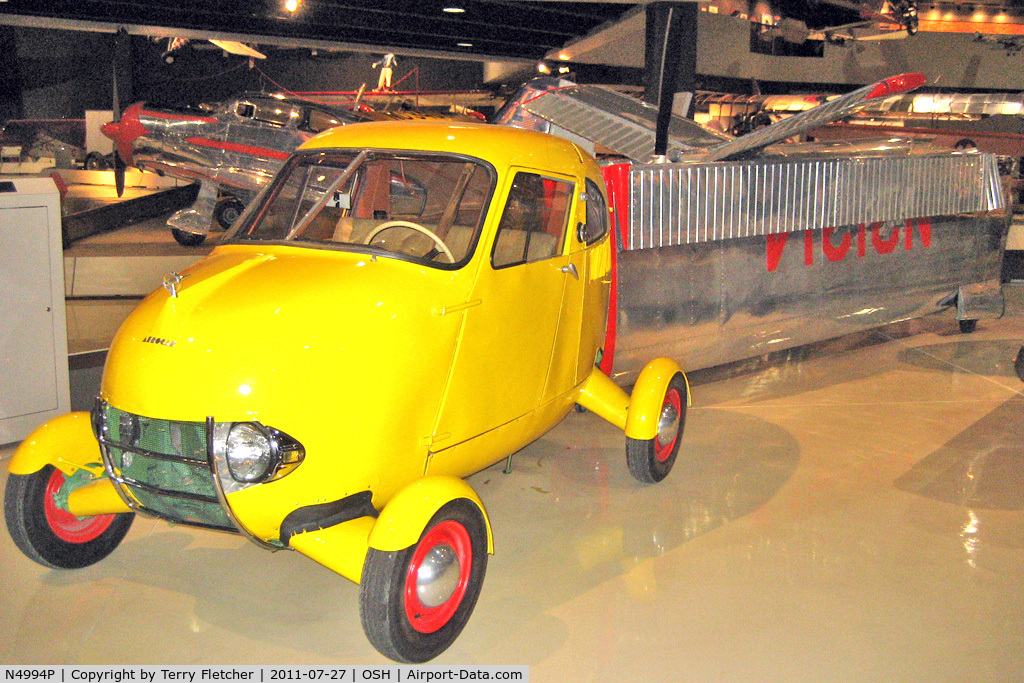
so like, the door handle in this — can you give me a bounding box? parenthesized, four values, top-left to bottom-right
(560, 263, 579, 280)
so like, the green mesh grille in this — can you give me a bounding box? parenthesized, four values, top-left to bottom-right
(128, 485, 232, 528)
(103, 404, 232, 529)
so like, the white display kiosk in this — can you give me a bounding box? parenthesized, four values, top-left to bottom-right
(0, 177, 70, 444)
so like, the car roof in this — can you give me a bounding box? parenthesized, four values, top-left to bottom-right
(300, 121, 596, 178)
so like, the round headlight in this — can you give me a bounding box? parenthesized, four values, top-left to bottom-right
(225, 423, 277, 483)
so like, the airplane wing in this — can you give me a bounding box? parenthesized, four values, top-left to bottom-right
(696, 72, 926, 162)
(517, 83, 730, 163)
(209, 40, 267, 59)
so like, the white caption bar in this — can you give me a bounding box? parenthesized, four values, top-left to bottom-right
(0, 666, 528, 683)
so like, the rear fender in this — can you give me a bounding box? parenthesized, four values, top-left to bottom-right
(625, 358, 689, 441)
(368, 475, 493, 554)
(8, 412, 104, 477)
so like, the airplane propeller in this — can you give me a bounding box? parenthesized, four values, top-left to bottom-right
(110, 28, 129, 197)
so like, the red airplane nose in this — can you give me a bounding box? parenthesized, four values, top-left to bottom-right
(101, 102, 148, 165)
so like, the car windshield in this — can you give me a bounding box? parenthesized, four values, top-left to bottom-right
(230, 150, 495, 268)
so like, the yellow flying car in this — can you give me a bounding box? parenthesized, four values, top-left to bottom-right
(5, 121, 687, 662)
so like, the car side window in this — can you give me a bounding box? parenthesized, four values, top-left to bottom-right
(492, 172, 573, 268)
(580, 178, 609, 246)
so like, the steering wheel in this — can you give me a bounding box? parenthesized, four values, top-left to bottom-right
(364, 220, 455, 263)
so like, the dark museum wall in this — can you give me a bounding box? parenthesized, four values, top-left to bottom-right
(2, 26, 486, 120)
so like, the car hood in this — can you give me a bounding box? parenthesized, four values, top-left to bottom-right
(102, 244, 473, 427)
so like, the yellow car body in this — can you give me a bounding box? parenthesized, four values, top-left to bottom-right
(6, 121, 687, 662)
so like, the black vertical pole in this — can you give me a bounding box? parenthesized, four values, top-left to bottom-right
(644, 1, 698, 158)
(0, 27, 23, 120)
(112, 27, 133, 112)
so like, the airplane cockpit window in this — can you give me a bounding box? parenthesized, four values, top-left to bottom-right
(236, 102, 256, 119)
(252, 101, 296, 127)
(303, 108, 345, 134)
(229, 150, 495, 270)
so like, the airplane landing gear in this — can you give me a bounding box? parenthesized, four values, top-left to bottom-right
(214, 196, 245, 230)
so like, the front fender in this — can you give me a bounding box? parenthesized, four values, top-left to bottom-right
(8, 412, 103, 477)
(368, 475, 494, 554)
(625, 358, 689, 441)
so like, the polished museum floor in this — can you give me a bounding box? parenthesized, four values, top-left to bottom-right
(3, 286, 1023, 680)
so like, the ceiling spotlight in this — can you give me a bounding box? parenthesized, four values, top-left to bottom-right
(443, 6, 466, 13)
(285, 0, 299, 12)
(457, 42, 473, 47)
(537, 62, 550, 74)
(558, 65, 570, 74)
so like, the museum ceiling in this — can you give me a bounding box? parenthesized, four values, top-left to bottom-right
(2, 0, 1024, 65)
(0, 0, 639, 62)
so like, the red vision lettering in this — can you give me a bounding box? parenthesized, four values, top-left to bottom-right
(905, 217, 931, 249)
(766, 232, 789, 272)
(822, 227, 851, 262)
(871, 221, 899, 254)
(766, 218, 932, 272)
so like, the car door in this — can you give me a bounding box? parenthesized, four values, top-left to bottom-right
(429, 168, 580, 456)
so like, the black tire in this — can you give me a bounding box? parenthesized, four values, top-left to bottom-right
(84, 152, 109, 171)
(959, 319, 977, 334)
(626, 373, 687, 483)
(359, 499, 488, 663)
(172, 228, 206, 247)
(213, 197, 245, 230)
(4, 465, 134, 569)
(1014, 345, 1024, 382)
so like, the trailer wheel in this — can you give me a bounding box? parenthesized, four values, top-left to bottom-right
(626, 373, 687, 483)
(172, 228, 206, 247)
(4, 465, 133, 569)
(359, 500, 488, 663)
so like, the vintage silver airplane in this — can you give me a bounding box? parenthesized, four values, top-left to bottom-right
(101, 93, 369, 245)
(101, 90, 489, 246)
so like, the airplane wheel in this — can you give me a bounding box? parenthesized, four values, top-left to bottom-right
(959, 319, 977, 334)
(359, 500, 488, 663)
(172, 228, 206, 247)
(626, 373, 687, 483)
(4, 465, 134, 569)
(214, 197, 245, 230)
(84, 152, 109, 170)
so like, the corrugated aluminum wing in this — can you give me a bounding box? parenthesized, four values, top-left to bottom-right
(521, 85, 728, 163)
(626, 152, 1004, 250)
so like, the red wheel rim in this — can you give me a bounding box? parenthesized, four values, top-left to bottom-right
(43, 469, 116, 543)
(654, 387, 683, 463)
(404, 520, 473, 634)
